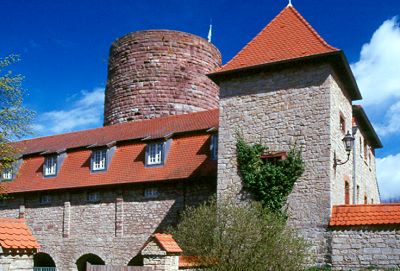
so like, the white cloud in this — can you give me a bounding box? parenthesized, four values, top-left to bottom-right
(375, 100, 400, 137)
(377, 153, 400, 200)
(33, 88, 104, 136)
(351, 17, 400, 106)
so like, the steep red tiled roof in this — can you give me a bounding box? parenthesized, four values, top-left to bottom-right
(0, 218, 40, 249)
(217, 6, 339, 73)
(12, 109, 219, 156)
(330, 204, 400, 226)
(4, 133, 216, 193)
(153, 233, 183, 253)
(3, 110, 218, 193)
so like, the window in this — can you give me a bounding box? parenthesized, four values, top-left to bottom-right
(87, 191, 100, 203)
(1, 167, 13, 181)
(144, 188, 159, 199)
(356, 185, 360, 204)
(364, 141, 368, 161)
(44, 156, 57, 176)
(344, 178, 350, 205)
(147, 143, 163, 166)
(359, 138, 363, 157)
(40, 194, 51, 205)
(364, 194, 368, 204)
(0, 199, 6, 207)
(340, 114, 346, 134)
(91, 149, 107, 171)
(211, 134, 218, 160)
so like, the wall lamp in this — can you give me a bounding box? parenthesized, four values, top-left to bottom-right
(334, 131, 355, 168)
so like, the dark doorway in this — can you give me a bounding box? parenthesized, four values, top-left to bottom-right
(33, 253, 56, 270)
(76, 253, 105, 271)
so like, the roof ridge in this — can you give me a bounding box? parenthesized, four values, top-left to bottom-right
(15, 109, 219, 144)
(288, 6, 338, 51)
(220, 7, 289, 70)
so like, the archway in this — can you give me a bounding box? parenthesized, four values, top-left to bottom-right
(76, 253, 105, 271)
(34, 252, 56, 269)
(127, 253, 143, 266)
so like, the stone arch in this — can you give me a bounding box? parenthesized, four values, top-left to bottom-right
(76, 253, 105, 271)
(34, 252, 56, 268)
(127, 253, 143, 266)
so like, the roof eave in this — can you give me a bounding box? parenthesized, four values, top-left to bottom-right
(208, 50, 362, 101)
(353, 105, 383, 149)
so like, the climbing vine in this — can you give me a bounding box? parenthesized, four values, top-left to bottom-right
(236, 135, 305, 215)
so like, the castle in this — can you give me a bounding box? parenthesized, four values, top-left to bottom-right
(1, 4, 400, 271)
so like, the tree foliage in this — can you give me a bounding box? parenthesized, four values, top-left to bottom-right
(236, 135, 305, 214)
(170, 198, 309, 271)
(0, 55, 34, 172)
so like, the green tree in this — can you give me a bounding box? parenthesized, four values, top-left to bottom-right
(0, 55, 34, 173)
(170, 198, 309, 271)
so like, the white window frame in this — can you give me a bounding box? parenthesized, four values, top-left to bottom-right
(87, 191, 100, 203)
(211, 134, 218, 160)
(1, 167, 13, 181)
(144, 188, 159, 199)
(91, 149, 107, 171)
(40, 194, 51, 205)
(147, 143, 163, 166)
(44, 156, 57, 176)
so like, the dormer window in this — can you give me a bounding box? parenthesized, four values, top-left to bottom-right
(210, 134, 218, 160)
(146, 143, 163, 166)
(44, 156, 57, 177)
(1, 167, 13, 181)
(91, 149, 107, 171)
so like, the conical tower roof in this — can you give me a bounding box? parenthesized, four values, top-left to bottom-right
(218, 5, 339, 73)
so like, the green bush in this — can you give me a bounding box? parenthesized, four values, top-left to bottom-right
(170, 198, 309, 271)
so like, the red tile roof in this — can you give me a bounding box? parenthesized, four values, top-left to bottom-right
(179, 256, 205, 268)
(4, 110, 218, 193)
(216, 6, 338, 73)
(13, 109, 218, 156)
(330, 204, 400, 226)
(153, 233, 183, 253)
(0, 218, 40, 250)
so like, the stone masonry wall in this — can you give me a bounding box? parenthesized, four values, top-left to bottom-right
(354, 129, 380, 204)
(329, 73, 353, 206)
(0, 179, 215, 271)
(331, 227, 400, 270)
(0, 254, 34, 271)
(104, 30, 221, 125)
(216, 63, 335, 265)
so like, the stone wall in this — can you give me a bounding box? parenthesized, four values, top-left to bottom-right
(331, 226, 400, 270)
(142, 241, 180, 271)
(353, 129, 380, 204)
(0, 179, 215, 271)
(104, 30, 221, 125)
(329, 73, 354, 206)
(0, 253, 34, 271)
(216, 63, 335, 264)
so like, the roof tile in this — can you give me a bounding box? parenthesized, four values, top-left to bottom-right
(0, 218, 40, 249)
(216, 6, 338, 73)
(153, 233, 183, 253)
(330, 204, 400, 226)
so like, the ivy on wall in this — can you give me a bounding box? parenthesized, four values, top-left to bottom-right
(236, 135, 305, 215)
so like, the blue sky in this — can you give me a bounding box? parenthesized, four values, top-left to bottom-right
(1, 0, 400, 199)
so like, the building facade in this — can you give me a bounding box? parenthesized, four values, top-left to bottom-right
(0, 4, 395, 271)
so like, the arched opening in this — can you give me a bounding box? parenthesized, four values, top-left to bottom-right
(76, 253, 105, 271)
(127, 253, 143, 266)
(33, 253, 56, 270)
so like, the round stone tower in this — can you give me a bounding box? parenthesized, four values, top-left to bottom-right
(103, 30, 222, 126)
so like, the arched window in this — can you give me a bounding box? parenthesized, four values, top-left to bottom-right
(76, 253, 105, 271)
(34, 252, 56, 270)
(127, 253, 143, 266)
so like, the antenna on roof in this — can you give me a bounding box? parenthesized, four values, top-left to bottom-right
(207, 19, 213, 43)
(287, 0, 293, 7)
